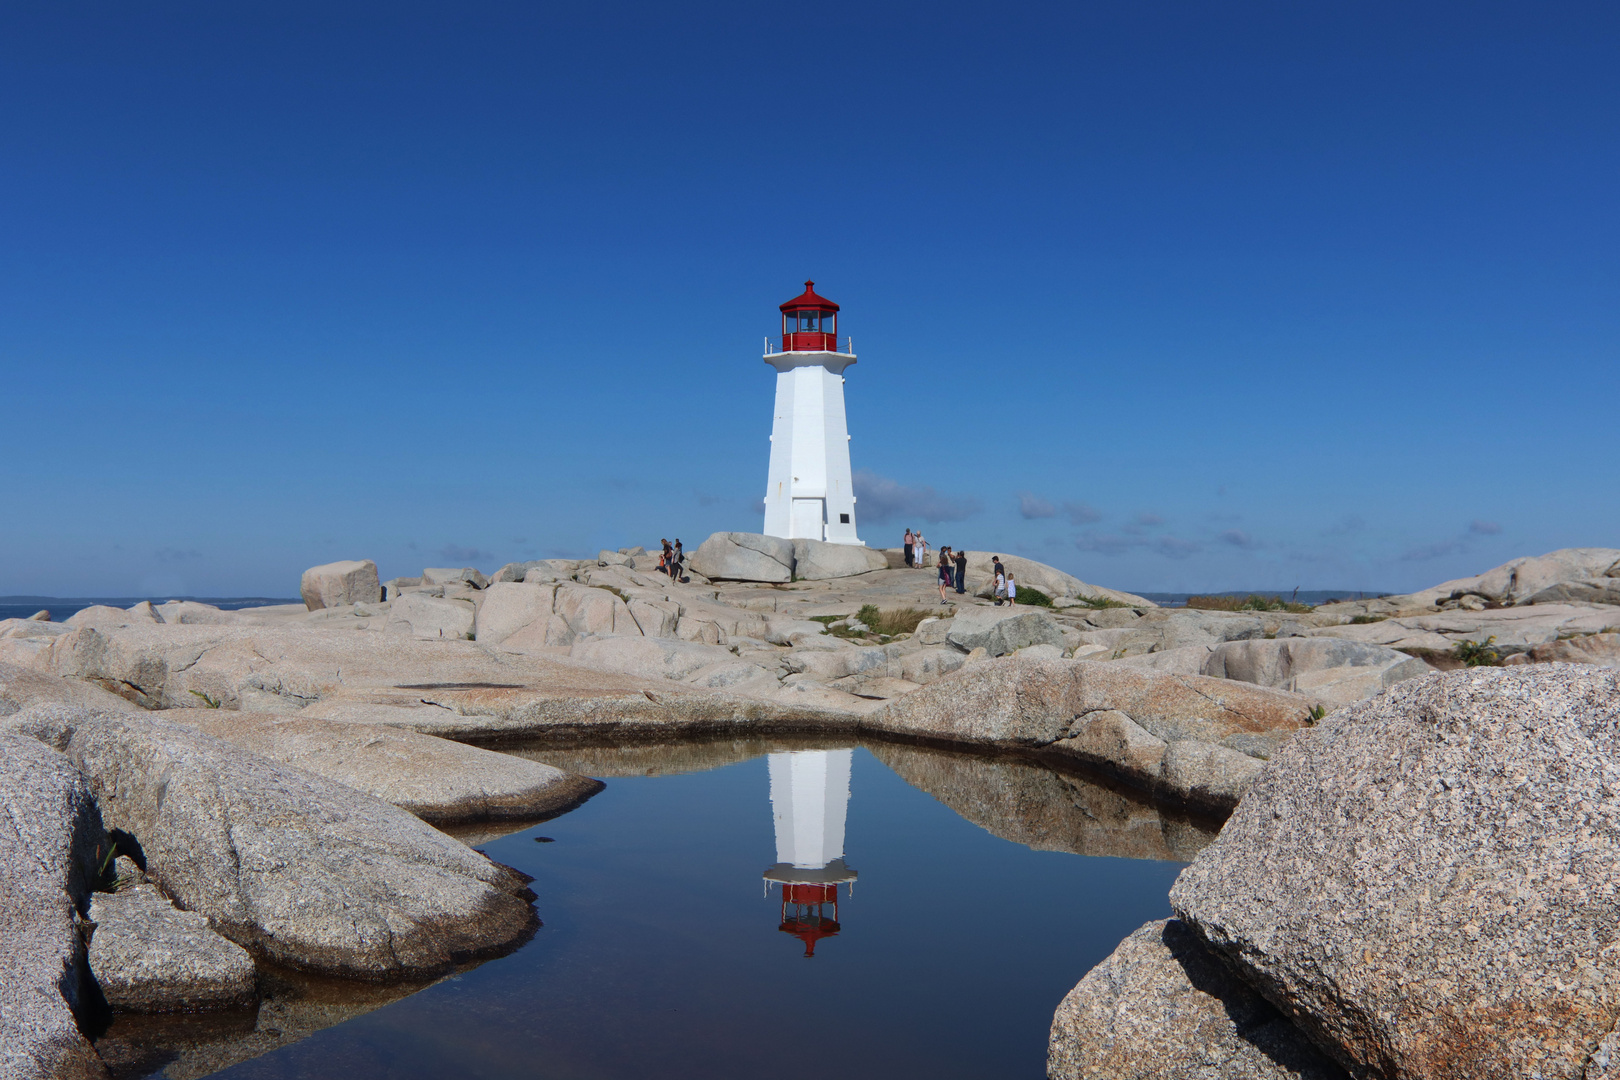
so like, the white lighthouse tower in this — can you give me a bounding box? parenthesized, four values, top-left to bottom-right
(762, 282, 863, 545)
(764, 748, 858, 957)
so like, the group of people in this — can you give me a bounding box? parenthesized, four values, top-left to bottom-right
(658, 538, 684, 581)
(902, 529, 1017, 607)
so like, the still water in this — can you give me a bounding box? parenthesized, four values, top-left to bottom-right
(100, 739, 1210, 1080)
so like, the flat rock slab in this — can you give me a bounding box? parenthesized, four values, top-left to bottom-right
(1049, 919, 1346, 1080)
(89, 883, 256, 1012)
(63, 714, 535, 980)
(1115, 638, 1431, 707)
(37, 623, 859, 736)
(164, 709, 603, 823)
(1171, 665, 1620, 1079)
(0, 734, 109, 1080)
(945, 605, 1067, 656)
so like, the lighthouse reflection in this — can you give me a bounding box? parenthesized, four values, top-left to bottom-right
(764, 748, 858, 958)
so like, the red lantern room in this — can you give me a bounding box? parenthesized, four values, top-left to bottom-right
(779, 280, 840, 352)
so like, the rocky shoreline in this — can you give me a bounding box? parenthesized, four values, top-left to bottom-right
(2, 540, 1617, 1077)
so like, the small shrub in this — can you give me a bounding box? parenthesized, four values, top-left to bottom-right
(1454, 636, 1502, 667)
(856, 604, 881, 628)
(1349, 614, 1387, 624)
(1077, 595, 1129, 609)
(188, 689, 223, 709)
(1305, 704, 1327, 725)
(1013, 586, 1053, 607)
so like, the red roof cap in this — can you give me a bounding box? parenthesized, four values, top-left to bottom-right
(779, 280, 840, 313)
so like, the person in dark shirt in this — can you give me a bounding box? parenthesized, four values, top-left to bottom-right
(936, 546, 954, 604)
(671, 539, 684, 581)
(953, 548, 967, 594)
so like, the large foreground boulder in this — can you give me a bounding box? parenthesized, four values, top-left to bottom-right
(164, 710, 603, 823)
(863, 657, 1315, 814)
(1171, 666, 1620, 1079)
(791, 538, 888, 580)
(64, 714, 534, 979)
(299, 559, 382, 611)
(0, 735, 109, 1080)
(687, 532, 795, 583)
(1115, 638, 1430, 707)
(1049, 919, 1346, 1080)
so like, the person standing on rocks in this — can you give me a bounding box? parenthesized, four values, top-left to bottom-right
(916, 531, 928, 567)
(660, 539, 673, 577)
(904, 528, 915, 568)
(994, 564, 1007, 605)
(1004, 570, 1018, 607)
(953, 548, 967, 594)
(937, 546, 954, 604)
(671, 539, 684, 581)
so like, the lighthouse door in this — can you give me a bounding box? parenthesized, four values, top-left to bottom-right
(791, 498, 826, 541)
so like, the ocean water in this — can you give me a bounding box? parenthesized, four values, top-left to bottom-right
(0, 598, 297, 623)
(99, 739, 1205, 1080)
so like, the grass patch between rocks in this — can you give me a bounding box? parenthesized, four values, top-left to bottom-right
(1012, 587, 1053, 608)
(1186, 593, 1314, 614)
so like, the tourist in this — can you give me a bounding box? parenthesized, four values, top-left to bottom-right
(994, 565, 1007, 605)
(1005, 570, 1018, 607)
(671, 539, 684, 581)
(660, 539, 673, 577)
(937, 546, 953, 604)
(992, 555, 1004, 589)
(915, 532, 927, 568)
(903, 528, 915, 568)
(953, 548, 967, 594)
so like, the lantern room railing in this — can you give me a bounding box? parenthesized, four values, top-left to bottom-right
(767, 335, 854, 354)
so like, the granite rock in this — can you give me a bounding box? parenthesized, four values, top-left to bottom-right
(863, 657, 1314, 814)
(790, 539, 888, 580)
(1049, 919, 1347, 1080)
(945, 605, 1067, 657)
(1171, 665, 1620, 1079)
(299, 560, 382, 611)
(0, 659, 141, 716)
(687, 532, 796, 583)
(1504, 632, 1620, 669)
(162, 710, 603, 824)
(64, 714, 535, 979)
(0, 735, 109, 1080)
(88, 883, 257, 1012)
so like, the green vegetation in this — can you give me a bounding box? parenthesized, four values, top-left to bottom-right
(1186, 593, 1314, 614)
(1454, 636, 1502, 667)
(1075, 594, 1130, 609)
(188, 689, 223, 709)
(1305, 704, 1328, 725)
(1013, 586, 1053, 608)
(1349, 614, 1388, 624)
(856, 604, 881, 628)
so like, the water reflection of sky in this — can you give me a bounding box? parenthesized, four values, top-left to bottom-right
(155, 743, 1195, 1080)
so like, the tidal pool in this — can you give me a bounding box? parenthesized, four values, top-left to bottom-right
(100, 738, 1214, 1079)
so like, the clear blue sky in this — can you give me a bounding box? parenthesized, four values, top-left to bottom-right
(3, 2, 1615, 598)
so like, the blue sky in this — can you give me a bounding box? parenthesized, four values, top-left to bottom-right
(2, 2, 1616, 598)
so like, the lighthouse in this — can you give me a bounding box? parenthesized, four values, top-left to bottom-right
(764, 749, 858, 957)
(762, 282, 863, 545)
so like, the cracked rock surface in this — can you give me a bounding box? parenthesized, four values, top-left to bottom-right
(89, 883, 256, 1012)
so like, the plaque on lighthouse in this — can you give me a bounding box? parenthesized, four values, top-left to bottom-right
(762, 281, 863, 546)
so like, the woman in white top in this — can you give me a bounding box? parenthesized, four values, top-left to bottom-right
(1005, 571, 1017, 607)
(915, 533, 927, 567)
